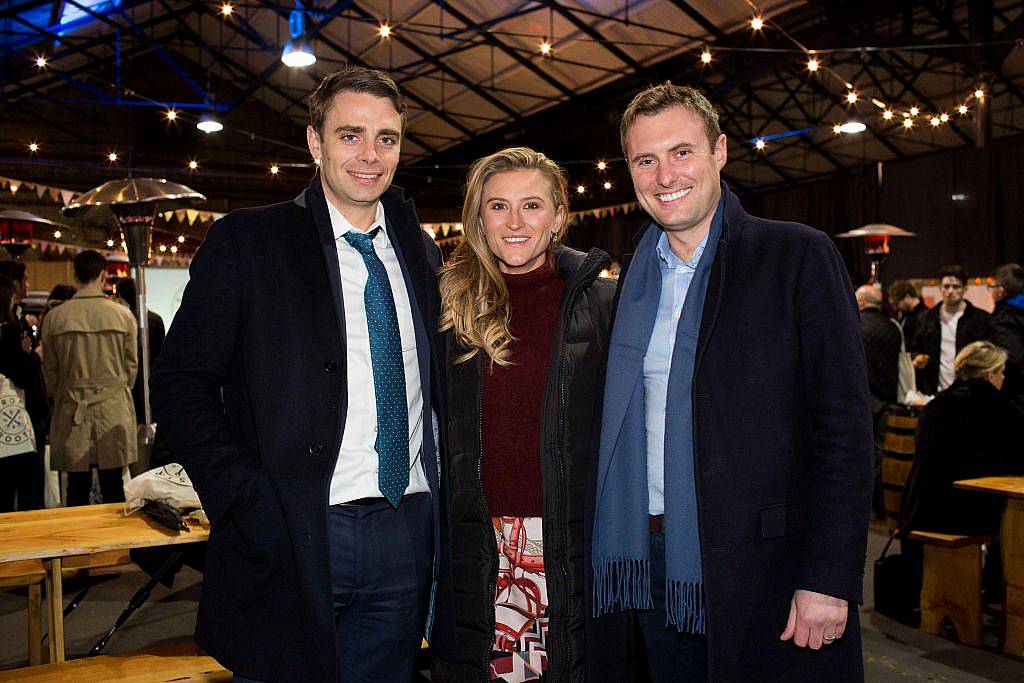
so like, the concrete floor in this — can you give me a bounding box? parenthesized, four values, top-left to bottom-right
(1, 525, 1022, 680)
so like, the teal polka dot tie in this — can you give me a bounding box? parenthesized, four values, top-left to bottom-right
(343, 228, 409, 508)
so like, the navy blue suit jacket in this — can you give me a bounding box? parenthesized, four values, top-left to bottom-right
(151, 173, 455, 681)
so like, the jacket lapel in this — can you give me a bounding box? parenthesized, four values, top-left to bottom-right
(297, 173, 347, 350)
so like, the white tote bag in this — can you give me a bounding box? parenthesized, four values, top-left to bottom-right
(0, 373, 36, 459)
(893, 320, 917, 404)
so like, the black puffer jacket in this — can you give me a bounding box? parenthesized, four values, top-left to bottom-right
(433, 246, 614, 683)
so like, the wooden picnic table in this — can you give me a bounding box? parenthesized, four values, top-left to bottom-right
(0, 504, 209, 663)
(953, 476, 1024, 655)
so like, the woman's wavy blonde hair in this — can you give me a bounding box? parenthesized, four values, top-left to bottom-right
(439, 146, 569, 366)
(954, 340, 1007, 380)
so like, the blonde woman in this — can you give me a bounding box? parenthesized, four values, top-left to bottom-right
(900, 341, 1024, 536)
(432, 147, 615, 682)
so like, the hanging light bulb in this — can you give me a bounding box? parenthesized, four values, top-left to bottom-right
(269, 164, 280, 175)
(700, 48, 712, 64)
(958, 104, 969, 115)
(53, 230, 62, 239)
(909, 106, 919, 116)
(882, 110, 894, 120)
(165, 109, 178, 122)
(34, 55, 47, 68)
(282, 9, 317, 67)
(576, 184, 585, 194)
(539, 40, 552, 56)
(106, 239, 115, 248)
(159, 244, 167, 253)
(378, 23, 392, 38)
(188, 160, 199, 171)
(220, 2, 233, 16)
(28, 142, 39, 153)
(974, 88, 985, 99)
(940, 113, 949, 123)
(603, 181, 612, 190)
(597, 161, 607, 171)
(845, 91, 858, 105)
(171, 245, 178, 254)
(929, 116, 941, 127)
(902, 118, 914, 129)
(107, 151, 119, 163)
(197, 112, 223, 133)
(754, 139, 766, 150)
(177, 235, 186, 243)
(750, 16, 764, 31)
(807, 57, 819, 72)
(833, 124, 843, 134)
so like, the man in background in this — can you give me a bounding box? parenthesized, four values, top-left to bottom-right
(856, 285, 902, 519)
(990, 263, 1024, 412)
(43, 250, 137, 505)
(910, 265, 990, 395)
(887, 279, 926, 347)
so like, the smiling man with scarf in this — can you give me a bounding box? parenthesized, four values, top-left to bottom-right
(592, 83, 873, 681)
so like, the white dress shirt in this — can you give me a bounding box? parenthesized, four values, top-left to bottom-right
(938, 307, 964, 391)
(326, 199, 429, 505)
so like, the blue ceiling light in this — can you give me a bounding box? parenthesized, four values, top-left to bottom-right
(281, 9, 316, 68)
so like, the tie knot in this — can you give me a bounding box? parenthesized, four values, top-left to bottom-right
(342, 228, 381, 255)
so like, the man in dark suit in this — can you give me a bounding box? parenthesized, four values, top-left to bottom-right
(909, 265, 991, 395)
(151, 67, 453, 682)
(856, 284, 903, 519)
(592, 83, 873, 681)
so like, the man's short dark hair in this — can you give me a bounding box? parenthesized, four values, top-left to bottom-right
(309, 67, 406, 137)
(0, 260, 27, 284)
(994, 263, 1024, 297)
(938, 265, 967, 285)
(887, 280, 918, 301)
(620, 82, 722, 157)
(73, 250, 107, 284)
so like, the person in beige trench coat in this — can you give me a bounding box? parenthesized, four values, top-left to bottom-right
(42, 250, 137, 506)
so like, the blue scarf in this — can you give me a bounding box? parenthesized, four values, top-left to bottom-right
(593, 210, 722, 631)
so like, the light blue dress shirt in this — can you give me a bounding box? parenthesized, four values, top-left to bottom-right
(643, 229, 709, 515)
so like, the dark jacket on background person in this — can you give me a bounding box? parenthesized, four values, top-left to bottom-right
(599, 182, 872, 681)
(992, 294, 1024, 413)
(899, 379, 1024, 536)
(860, 306, 901, 410)
(910, 301, 990, 395)
(0, 322, 48, 436)
(434, 247, 620, 683)
(900, 300, 928, 351)
(150, 174, 456, 682)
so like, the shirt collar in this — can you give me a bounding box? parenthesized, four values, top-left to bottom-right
(327, 200, 389, 247)
(656, 229, 709, 270)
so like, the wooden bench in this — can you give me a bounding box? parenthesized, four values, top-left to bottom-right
(0, 550, 137, 665)
(908, 530, 997, 646)
(0, 642, 228, 682)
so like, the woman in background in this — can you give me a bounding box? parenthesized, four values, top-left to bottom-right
(900, 340, 1024, 536)
(0, 275, 47, 511)
(433, 147, 615, 682)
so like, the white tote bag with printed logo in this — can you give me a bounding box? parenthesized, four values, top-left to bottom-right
(0, 373, 36, 459)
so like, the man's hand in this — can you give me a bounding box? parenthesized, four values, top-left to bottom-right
(779, 589, 848, 650)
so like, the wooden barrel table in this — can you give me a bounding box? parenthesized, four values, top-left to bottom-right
(882, 405, 920, 530)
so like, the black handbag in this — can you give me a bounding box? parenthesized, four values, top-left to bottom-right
(873, 529, 921, 620)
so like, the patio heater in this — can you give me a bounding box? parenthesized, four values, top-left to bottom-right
(835, 223, 916, 286)
(0, 209, 71, 259)
(64, 178, 205, 443)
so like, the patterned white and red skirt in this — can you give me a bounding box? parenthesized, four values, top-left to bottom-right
(489, 516, 548, 682)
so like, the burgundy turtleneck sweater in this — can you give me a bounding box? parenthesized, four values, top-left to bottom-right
(481, 257, 564, 517)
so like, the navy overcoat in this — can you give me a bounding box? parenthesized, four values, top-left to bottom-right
(150, 173, 457, 681)
(606, 182, 873, 681)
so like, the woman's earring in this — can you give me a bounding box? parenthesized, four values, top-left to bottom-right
(551, 232, 559, 244)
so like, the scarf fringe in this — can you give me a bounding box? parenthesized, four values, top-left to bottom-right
(593, 558, 652, 616)
(665, 579, 706, 633)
